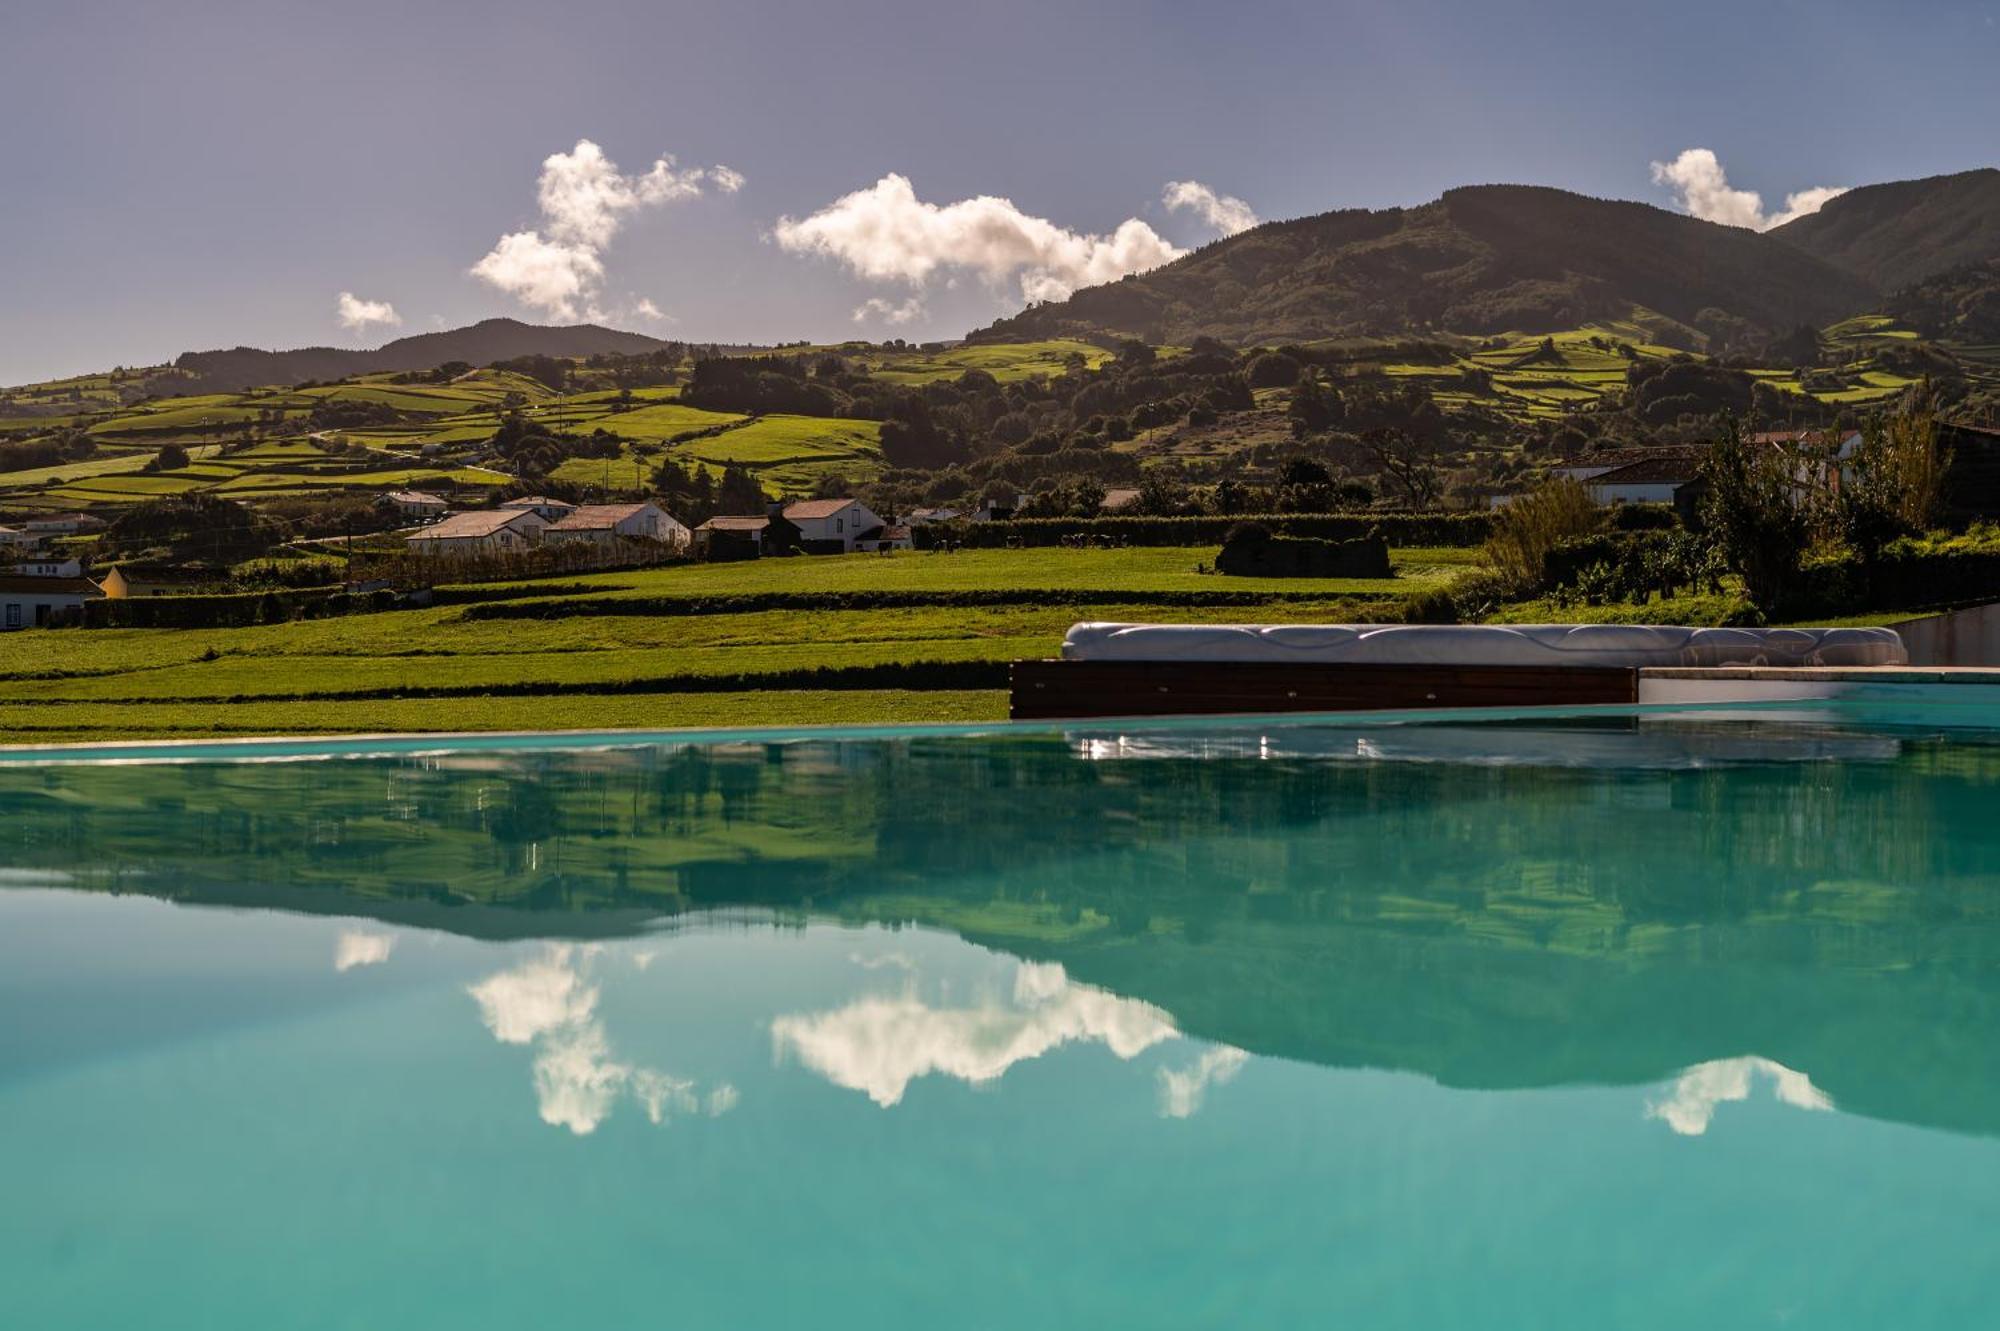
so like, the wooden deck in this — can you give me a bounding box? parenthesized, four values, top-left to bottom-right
(1009, 659, 1639, 720)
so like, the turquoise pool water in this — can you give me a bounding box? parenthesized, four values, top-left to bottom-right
(5, 706, 2000, 1328)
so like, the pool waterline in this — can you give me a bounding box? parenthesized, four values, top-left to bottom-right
(7, 691, 1998, 765)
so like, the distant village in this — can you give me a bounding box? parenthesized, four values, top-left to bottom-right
(0, 487, 1068, 630)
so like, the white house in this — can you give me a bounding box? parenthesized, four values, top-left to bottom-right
(1584, 456, 1703, 506)
(0, 574, 100, 630)
(543, 502, 689, 551)
(783, 498, 884, 553)
(404, 508, 547, 557)
(499, 495, 579, 523)
(11, 557, 83, 578)
(904, 506, 961, 526)
(23, 513, 106, 538)
(381, 490, 450, 519)
(0, 525, 36, 548)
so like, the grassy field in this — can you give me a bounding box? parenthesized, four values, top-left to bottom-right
(0, 546, 1470, 742)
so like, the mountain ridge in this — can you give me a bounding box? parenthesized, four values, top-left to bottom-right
(974, 171, 1998, 349)
(1770, 168, 2000, 291)
(170, 318, 672, 391)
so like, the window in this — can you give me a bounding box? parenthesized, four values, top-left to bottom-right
(836, 518, 844, 533)
(4, 604, 19, 629)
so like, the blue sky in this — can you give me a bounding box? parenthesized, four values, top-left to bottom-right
(4, 0, 1997, 383)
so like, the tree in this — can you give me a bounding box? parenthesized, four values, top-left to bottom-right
(1699, 419, 1810, 612)
(1354, 428, 1443, 508)
(1825, 392, 1952, 561)
(880, 397, 963, 470)
(1279, 457, 1332, 488)
(715, 465, 768, 516)
(1133, 473, 1189, 516)
(1288, 373, 1341, 437)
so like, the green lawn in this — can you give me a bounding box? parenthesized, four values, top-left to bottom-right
(474, 545, 1477, 603)
(0, 545, 1471, 742)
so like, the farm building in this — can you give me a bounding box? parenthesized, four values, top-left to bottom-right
(1940, 421, 2000, 520)
(904, 507, 962, 525)
(499, 495, 579, 523)
(99, 566, 220, 599)
(971, 494, 1027, 522)
(380, 490, 450, 519)
(544, 502, 689, 551)
(854, 524, 915, 552)
(783, 498, 885, 553)
(0, 574, 101, 630)
(1099, 488, 1142, 513)
(404, 509, 547, 557)
(693, 516, 771, 560)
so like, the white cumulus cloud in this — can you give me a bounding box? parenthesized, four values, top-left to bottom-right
(1162, 180, 1259, 236)
(1649, 148, 1847, 231)
(335, 292, 402, 336)
(471, 139, 739, 321)
(772, 173, 1188, 308)
(852, 295, 926, 325)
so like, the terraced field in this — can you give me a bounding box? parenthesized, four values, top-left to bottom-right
(851, 339, 1116, 384)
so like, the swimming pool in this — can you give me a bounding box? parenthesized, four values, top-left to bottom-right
(5, 704, 2000, 1328)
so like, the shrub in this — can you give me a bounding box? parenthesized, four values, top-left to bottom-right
(1482, 478, 1599, 593)
(1397, 587, 1460, 624)
(1215, 529, 1392, 578)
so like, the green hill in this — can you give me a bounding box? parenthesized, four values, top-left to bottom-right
(1769, 168, 2000, 292)
(979, 172, 2000, 350)
(976, 184, 1878, 348)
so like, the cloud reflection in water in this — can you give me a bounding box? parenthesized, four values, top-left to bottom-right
(1647, 1056, 1833, 1135)
(468, 945, 736, 1135)
(771, 959, 1181, 1107)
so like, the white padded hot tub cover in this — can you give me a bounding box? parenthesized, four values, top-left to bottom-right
(1059, 622, 1908, 669)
